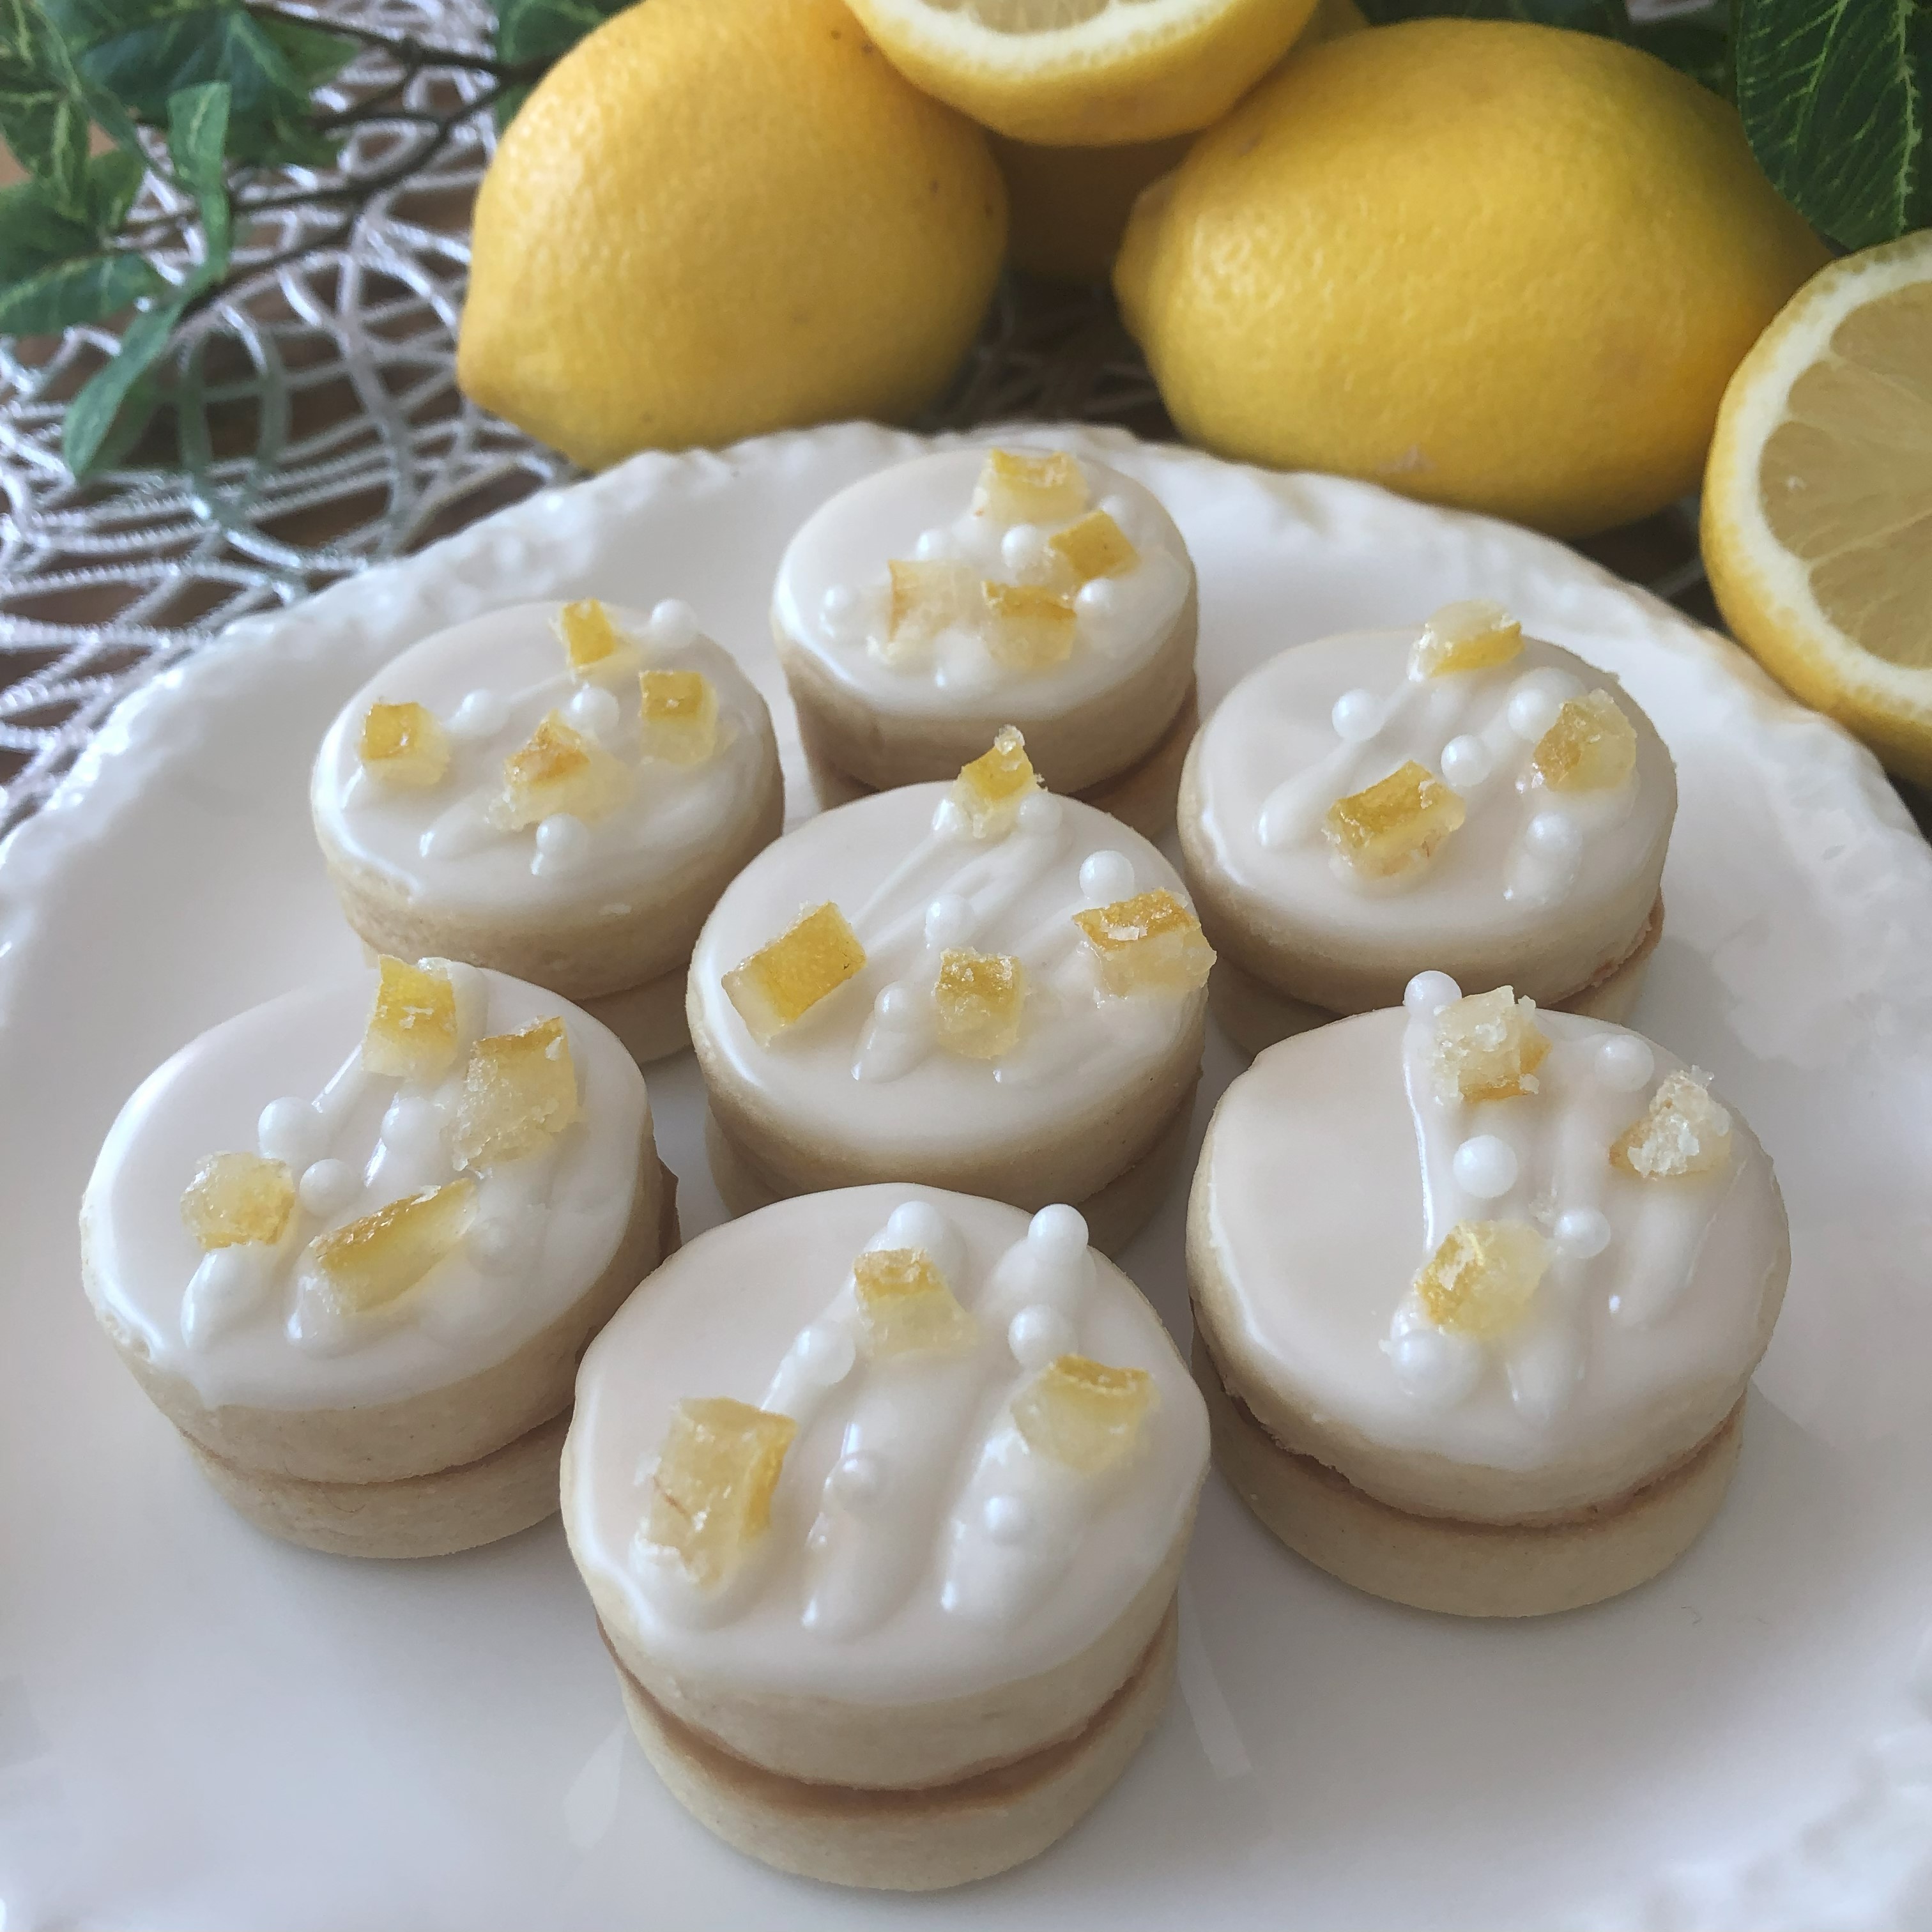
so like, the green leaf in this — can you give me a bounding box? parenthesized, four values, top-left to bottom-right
(63, 289, 186, 476)
(0, 0, 93, 217)
(167, 80, 231, 279)
(493, 0, 630, 122)
(0, 247, 160, 332)
(1735, 0, 1932, 248)
(47, 0, 342, 165)
(0, 152, 153, 283)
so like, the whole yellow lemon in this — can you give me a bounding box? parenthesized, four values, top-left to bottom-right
(459, 0, 1007, 469)
(1115, 20, 1829, 537)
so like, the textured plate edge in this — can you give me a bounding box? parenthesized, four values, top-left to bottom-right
(2, 421, 1929, 1929)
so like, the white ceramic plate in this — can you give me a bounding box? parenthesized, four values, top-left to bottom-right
(4, 424, 1931, 1932)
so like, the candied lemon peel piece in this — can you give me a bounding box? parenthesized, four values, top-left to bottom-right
(358, 700, 449, 790)
(1048, 509, 1138, 586)
(1533, 689, 1638, 792)
(453, 1016, 579, 1167)
(638, 668, 719, 765)
(1611, 1068, 1733, 1179)
(949, 725, 1041, 836)
(556, 598, 632, 677)
(724, 903, 867, 1046)
(181, 1152, 296, 1250)
(972, 447, 1088, 526)
(1414, 1219, 1550, 1338)
(1325, 761, 1466, 880)
(1073, 887, 1215, 996)
(1013, 1354, 1156, 1473)
(307, 1177, 477, 1314)
(641, 1397, 797, 1591)
(887, 558, 977, 655)
(1409, 599, 1524, 679)
(493, 710, 631, 831)
(362, 956, 459, 1082)
(935, 948, 1026, 1060)
(1431, 986, 1551, 1103)
(981, 579, 1077, 671)
(853, 1246, 978, 1356)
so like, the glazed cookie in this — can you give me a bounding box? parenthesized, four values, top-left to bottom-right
(687, 732, 1215, 1254)
(772, 446, 1198, 838)
(1178, 602, 1676, 1055)
(564, 1184, 1209, 1890)
(80, 959, 673, 1558)
(1188, 974, 1789, 1616)
(312, 597, 783, 1063)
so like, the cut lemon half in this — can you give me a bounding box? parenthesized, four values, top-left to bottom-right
(1703, 232, 1932, 786)
(843, 0, 1320, 146)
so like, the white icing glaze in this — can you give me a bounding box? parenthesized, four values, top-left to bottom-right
(1200, 1006, 1785, 1478)
(567, 1185, 1208, 1704)
(310, 601, 776, 917)
(689, 782, 1205, 1164)
(771, 448, 1191, 717)
(1189, 629, 1675, 953)
(82, 969, 648, 1411)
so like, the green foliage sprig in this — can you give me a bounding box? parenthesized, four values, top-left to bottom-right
(0, 0, 627, 479)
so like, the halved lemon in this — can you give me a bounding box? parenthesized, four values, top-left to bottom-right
(843, 0, 1320, 146)
(1703, 232, 1932, 786)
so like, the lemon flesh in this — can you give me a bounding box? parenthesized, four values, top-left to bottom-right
(1703, 234, 1932, 784)
(1115, 19, 1828, 539)
(845, 0, 1320, 145)
(457, 0, 1006, 469)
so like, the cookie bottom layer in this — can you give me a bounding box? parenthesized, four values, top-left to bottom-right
(800, 682, 1199, 845)
(1208, 893, 1665, 1060)
(1193, 1334, 1743, 1618)
(702, 1080, 1197, 1258)
(611, 1601, 1177, 1892)
(184, 1405, 573, 1558)
(584, 965, 691, 1066)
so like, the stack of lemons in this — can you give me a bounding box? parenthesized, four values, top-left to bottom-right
(457, 0, 1929, 783)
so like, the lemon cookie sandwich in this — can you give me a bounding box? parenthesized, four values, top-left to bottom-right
(564, 1184, 1208, 1890)
(81, 957, 673, 1558)
(772, 445, 1198, 837)
(687, 731, 1214, 1254)
(1178, 601, 1675, 1055)
(1188, 971, 1788, 1616)
(312, 597, 783, 1063)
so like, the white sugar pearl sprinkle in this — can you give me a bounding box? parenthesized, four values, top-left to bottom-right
(1440, 733, 1492, 787)
(884, 1200, 953, 1257)
(298, 1158, 356, 1216)
(533, 814, 591, 873)
(1079, 850, 1135, 905)
(822, 583, 859, 623)
(257, 1097, 324, 1168)
(1331, 689, 1381, 742)
(983, 1496, 1031, 1544)
(1595, 1035, 1655, 1091)
(647, 599, 697, 648)
(914, 526, 954, 562)
(1554, 1208, 1612, 1259)
(1526, 812, 1584, 862)
(1000, 525, 1047, 573)
(1029, 1203, 1088, 1252)
(1075, 578, 1119, 618)
(1507, 684, 1564, 741)
(1453, 1135, 1519, 1199)
(449, 689, 508, 740)
(1016, 792, 1061, 834)
(875, 984, 917, 1026)
(1404, 970, 1462, 1016)
(1009, 1303, 1076, 1369)
(924, 894, 975, 947)
(564, 684, 620, 739)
